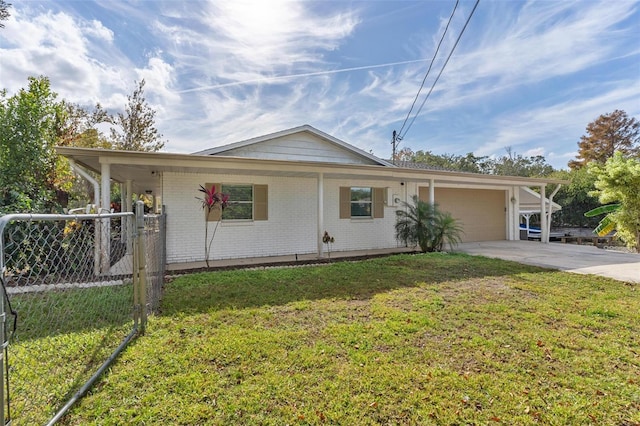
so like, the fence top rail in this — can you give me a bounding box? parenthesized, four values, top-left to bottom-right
(0, 211, 135, 233)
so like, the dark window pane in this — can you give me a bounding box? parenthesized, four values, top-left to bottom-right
(223, 185, 253, 202)
(224, 203, 252, 220)
(351, 203, 372, 217)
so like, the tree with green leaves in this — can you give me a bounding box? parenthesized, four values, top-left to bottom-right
(57, 101, 112, 149)
(488, 147, 554, 177)
(0, 0, 11, 28)
(569, 110, 640, 169)
(0, 76, 70, 213)
(587, 152, 640, 252)
(109, 79, 166, 152)
(395, 195, 463, 252)
(396, 146, 554, 177)
(550, 168, 600, 228)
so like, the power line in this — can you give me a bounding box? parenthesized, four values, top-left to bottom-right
(399, 0, 481, 141)
(397, 0, 459, 138)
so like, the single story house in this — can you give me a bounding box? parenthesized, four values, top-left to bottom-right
(57, 125, 567, 266)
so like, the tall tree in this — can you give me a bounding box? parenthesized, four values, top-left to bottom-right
(0, 76, 68, 213)
(109, 79, 166, 152)
(58, 101, 112, 149)
(588, 152, 640, 252)
(0, 0, 11, 28)
(569, 110, 640, 169)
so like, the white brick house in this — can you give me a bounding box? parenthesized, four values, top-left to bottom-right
(57, 125, 566, 266)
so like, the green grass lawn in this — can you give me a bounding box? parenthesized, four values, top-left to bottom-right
(52, 253, 639, 425)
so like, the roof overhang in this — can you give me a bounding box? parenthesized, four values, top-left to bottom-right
(56, 146, 569, 194)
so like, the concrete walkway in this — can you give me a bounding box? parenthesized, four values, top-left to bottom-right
(166, 241, 639, 283)
(457, 240, 640, 283)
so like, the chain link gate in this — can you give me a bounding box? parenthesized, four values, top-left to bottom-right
(0, 201, 165, 425)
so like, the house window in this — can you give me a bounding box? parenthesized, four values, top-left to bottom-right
(350, 187, 372, 217)
(222, 184, 253, 220)
(204, 183, 268, 222)
(340, 186, 384, 219)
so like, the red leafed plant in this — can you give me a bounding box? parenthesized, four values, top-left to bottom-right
(197, 184, 229, 267)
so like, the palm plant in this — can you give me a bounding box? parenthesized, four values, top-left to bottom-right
(395, 195, 463, 252)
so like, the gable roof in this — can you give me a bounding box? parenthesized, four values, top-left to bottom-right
(194, 124, 395, 167)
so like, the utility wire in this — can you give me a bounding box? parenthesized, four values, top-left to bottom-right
(400, 0, 481, 141)
(398, 0, 459, 138)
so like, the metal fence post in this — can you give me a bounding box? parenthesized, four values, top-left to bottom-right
(135, 201, 148, 334)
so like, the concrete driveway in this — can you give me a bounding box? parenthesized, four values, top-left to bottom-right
(457, 240, 640, 283)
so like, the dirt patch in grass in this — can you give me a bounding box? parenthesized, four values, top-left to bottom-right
(438, 277, 541, 302)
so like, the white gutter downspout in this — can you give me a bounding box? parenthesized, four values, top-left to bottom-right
(68, 159, 101, 276)
(100, 163, 111, 274)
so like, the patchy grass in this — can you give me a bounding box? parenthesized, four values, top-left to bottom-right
(50, 254, 640, 424)
(7, 285, 134, 425)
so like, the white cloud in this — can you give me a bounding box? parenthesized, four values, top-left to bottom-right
(152, 0, 359, 93)
(1, 0, 637, 169)
(0, 7, 132, 108)
(472, 80, 640, 168)
(135, 55, 180, 111)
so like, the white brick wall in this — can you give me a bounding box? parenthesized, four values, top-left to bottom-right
(324, 179, 405, 252)
(162, 172, 407, 264)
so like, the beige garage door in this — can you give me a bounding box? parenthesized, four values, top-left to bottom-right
(419, 187, 507, 242)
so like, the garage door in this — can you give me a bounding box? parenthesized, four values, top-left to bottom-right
(419, 187, 507, 242)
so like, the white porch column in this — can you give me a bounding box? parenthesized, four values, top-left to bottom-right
(317, 173, 324, 257)
(522, 213, 532, 238)
(101, 163, 111, 212)
(125, 180, 133, 212)
(429, 178, 435, 204)
(100, 162, 111, 273)
(125, 180, 133, 254)
(546, 184, 561, 244)
(540, 185, 548, 243)
(508, 186, 520, 240)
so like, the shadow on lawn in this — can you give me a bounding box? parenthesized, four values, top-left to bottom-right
(159, 253, 548, 316)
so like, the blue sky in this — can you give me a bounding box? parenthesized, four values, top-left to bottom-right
(1, 0, 638, 169)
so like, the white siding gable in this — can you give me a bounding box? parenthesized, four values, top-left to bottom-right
(195, 125, 394, 166)
(213, 132, 380, 165)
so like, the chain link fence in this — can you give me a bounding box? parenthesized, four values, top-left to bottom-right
(0, 202, 165, 425)
(144, 214, 166, 315)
